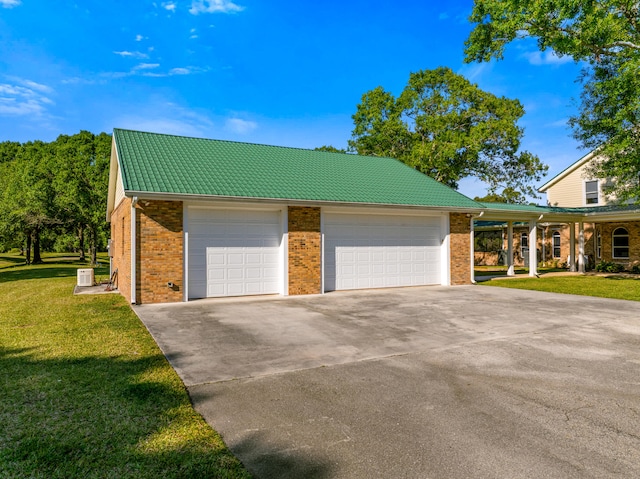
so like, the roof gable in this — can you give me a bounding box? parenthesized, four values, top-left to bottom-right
(538, 149, 597, 193)
(111, 129, 481, 209)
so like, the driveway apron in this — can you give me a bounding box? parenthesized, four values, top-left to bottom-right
(134, 285, 640, 479)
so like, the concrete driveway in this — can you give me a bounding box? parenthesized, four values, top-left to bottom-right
(134, 285, 640, 479)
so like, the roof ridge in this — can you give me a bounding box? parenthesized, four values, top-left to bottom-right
(113, 127, 358, 157)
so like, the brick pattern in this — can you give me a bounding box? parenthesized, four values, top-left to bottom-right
(599, 221, 640, 268)
(288, 206, 322, 295)
(450, 213, 471, 285)
(137, 200, 184, 304)
(110, 197, 132, 304)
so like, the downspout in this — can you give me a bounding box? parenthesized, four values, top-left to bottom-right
(131, 196, 138, 304)
(470, 211, 484, 284)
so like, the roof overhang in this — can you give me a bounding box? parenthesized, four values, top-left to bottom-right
(120, 190, 485, 214)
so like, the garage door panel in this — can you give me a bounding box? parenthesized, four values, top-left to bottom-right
(189, 209, 282, 299)
(325, 213, 441, 291)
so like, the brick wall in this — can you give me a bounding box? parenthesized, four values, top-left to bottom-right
(288, 206, 322, 295)
(110, 197, 132, 304)
(599, 221, 640, 268)
(137, 200, 184, 304)
(109, 198, 184, 304)
(450, 213, 471, 285)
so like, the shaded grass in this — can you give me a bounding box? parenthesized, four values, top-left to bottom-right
(480, 274, 640, 302)
(0, 253, 251, 479)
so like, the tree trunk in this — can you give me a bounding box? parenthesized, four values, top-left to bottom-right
(78, 225, 85, 262)
(25, 234, 31, 265)
(32, 226, 43, 264)
(89, 227, 98, 266)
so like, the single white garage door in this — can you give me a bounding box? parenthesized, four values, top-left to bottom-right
(188, 208, 282, 299)
(324, 213, 442, 291)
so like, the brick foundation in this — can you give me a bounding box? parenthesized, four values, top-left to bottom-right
(288, 206, 322, 295)
(450, 213, 471, 285)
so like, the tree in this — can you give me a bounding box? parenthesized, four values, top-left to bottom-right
(53, 131, 111, 265)
(314, 145, 347, 153)
(464, 0, 640, 203)
(474, 187, 529, 204)
(0, 141, 58, 263)
(349, 67, 547, 197)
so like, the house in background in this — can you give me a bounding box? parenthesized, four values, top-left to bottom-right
(106, 129, 481, 304)
(473, 149, 640, 272)
(537, 150, 640, 269)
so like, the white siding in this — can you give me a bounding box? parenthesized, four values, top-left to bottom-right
(546, 162, 604, 207)
(114, 166, 126, 208)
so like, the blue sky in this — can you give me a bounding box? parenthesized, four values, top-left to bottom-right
(0, 0, 586, 201)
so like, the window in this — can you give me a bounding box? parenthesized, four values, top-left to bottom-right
(612, 227, 629, 258)
(585, 180, 599, 205)
(596, 229, 602, 259)
(552, 231, 561, 258)
(520, 232, 529, 257)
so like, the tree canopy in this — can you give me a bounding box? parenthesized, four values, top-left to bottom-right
(349, 67, 547, 197)
(465, 0, 640, 203)
(0, 131, 111, 263)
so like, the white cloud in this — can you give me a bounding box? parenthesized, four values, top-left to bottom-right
(225, 118, 257, 135)
(190, 0, 244, 15)
(0, 78, 54, 117)
(0, 0, 21, 8)
(135, 34, 145, 42)
(133, 63, 161, 71)
(113, 50, 149, 59)
(162, 1, 177, 12)
(169, 67, 191, 75)
(523, 50, 573, 66)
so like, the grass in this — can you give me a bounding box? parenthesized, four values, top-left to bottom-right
(474, 265, 566, 277)
(480, 273, 640, 301)
(0, 252, 252, 479)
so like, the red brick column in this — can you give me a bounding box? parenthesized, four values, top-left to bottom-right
(136, 200, 184, 304)
(449, 213, 471, 285)
(288, 206, 322, 295)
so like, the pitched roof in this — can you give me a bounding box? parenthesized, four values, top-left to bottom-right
(112, 128, 481, 209)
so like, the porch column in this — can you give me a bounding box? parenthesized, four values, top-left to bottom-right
(569, 223, 576, 272)
(507, 221, 515, 276)
(529, 220, 538, 277)
(578, 221, 585, 273)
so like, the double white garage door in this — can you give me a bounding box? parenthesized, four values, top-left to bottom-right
(188, 208, 443, 299)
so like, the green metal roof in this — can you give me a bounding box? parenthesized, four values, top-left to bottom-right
(113, 129, 481, 209)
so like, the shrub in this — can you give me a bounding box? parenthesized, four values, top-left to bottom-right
(631, 264, 640, 274)
(595, 261, 625, 273)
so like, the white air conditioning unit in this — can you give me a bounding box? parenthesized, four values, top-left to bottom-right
(77, 268, 94, 287)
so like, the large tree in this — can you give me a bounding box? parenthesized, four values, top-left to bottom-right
(464, 0, 640, 203)
(349, 67, 547, 197)
(53, 131, 111, 265)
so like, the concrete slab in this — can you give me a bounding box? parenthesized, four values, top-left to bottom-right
(134, 285, 640, 478)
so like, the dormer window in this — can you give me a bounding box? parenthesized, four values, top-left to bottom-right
(585, 180, 599, 205)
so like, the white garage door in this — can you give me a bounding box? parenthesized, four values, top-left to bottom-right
(188, 208, 282, 299)
(324, 213, 442, 291)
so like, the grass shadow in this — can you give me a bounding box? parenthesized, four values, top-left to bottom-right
(0, 346, 251, 479)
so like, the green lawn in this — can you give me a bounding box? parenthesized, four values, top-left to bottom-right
(0, 253, 251, 479)
(480, 274, 640, 301)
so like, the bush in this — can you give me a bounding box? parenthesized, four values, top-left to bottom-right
(595, 261, 625, 273)
(631, 264, 640, 274)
